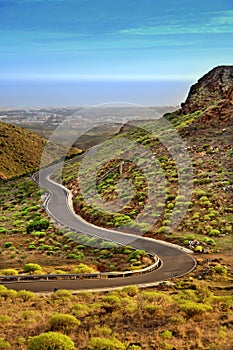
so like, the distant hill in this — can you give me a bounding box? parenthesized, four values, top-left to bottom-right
(0, 122, 81, 179)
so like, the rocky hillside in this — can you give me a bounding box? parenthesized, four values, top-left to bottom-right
(0, 122, 81, 179)
(181, 65, 233, 122)
(182, 65, 233, 113)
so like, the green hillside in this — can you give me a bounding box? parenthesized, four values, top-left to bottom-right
(63, 66, 233, 253)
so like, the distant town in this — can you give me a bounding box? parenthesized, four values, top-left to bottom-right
(0, 107, 82, 127)
(0, 106, 177, 129)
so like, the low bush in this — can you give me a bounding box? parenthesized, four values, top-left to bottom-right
(17, 290, 35, 302)
(122, 285, 139, 297)
(0, 269, 18, 276)
(73, 263, 94, 274)
(0, 227, 7, 234)
(4, 242, 13, 248)
(160, 330, 173, 339)
(88, 337, 125, 350)
(26, 219, 50, 234)
(0, 315, 11, 323)
(179, 301, 212, 316)
(212, 265, 227, 275)
(208, 229, 220, 236)
(72, 303, 90, 317)
(51, 289, 72, 301)
(0, 337, 11, 349)
(102, 295, 122, 312)
(0, 288, 17, 300)
(50, 313, 81, 333)
(23, 263, 42, 273)
(27, 332, 75, 350)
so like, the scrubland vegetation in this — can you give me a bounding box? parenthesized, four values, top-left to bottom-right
(0, 107, 231, 349)
(0, 273, 232, 349)
(0, 66, 233, 349)
(64, 110, 232, 255)
(0, 178, 151, 275)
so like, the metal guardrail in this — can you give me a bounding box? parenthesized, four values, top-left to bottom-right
(0, 256, 160, 283)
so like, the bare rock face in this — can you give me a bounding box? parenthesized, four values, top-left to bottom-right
(181, 66, 233, 114)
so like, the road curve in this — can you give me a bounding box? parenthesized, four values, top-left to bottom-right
(2, 161, 196, 292)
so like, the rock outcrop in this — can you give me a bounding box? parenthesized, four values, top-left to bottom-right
(181, 65, 233, 114)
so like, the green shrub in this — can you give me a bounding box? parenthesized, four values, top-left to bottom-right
(0, 269, 18, 276)
(199, 196, 209, 202)
(169, 315, 185, 324)
(122, 285, 139, 297)
(102, 295, 122, 311)
(176, 195, 186, 202)
(31, 231, 46, 237)
(179, 301, 212, 316)
(157, 226, 167, 234)
(27, 332, 75, 350)
(17, 290, 35, 302)
(51, 289, 72, 301)
(0, 227, 7, 234)
(0, 337, 11, 349)
(212, 265, 227, 275)
(72, 303, 90, 317)
(208, 229, 220, 236)
(50, 313, 81, 333)
(160, 341, 173, 350)
(66, 253, 84, 260)
(201, 237, 216, 246)
(141, 291, 172, 303)
(166, 194, 176, 200)
(13, 219, 24, 226)
(194, 245, 203, 252)
(73, 263, 94, 274)
(143, 304, 160, 314)
(0, 288, 17, 300)
(23, 263, 42, 273)
(88, 337, 125, 350)
(26, 219, 49, 234)
(38, 244, 54, 251)
(0, 316, 11, 323)
(128, 250, 146, 260)
(56, 270, 67, 275)
(160, 330, 173, 339)
(4, 242, 13, 248)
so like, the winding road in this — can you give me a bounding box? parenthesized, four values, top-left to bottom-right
(1, 161, 196, 292)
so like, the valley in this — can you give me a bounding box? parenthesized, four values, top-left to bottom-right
(0, 66, 232, 349)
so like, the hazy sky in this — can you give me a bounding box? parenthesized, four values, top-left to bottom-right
(0, 0, 233, 107)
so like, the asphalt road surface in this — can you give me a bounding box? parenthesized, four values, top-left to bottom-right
(2, 161, 196, 292)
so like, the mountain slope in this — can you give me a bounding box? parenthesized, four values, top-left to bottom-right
(0, 122, 80, 179)
(181, 65, 233, 115)
(63, 65, 232, 253)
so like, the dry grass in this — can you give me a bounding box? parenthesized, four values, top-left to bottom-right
(0, 275, 232, 349)
(0, 121, 81, 179)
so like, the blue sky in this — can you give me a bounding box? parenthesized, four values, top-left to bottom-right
(0, 0, 233, 106)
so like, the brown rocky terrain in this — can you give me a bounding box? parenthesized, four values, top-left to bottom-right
(181, 65, 233, 114)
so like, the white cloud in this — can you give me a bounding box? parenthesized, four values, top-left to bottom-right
(119, 9, 233, 36)
(119, 23, 233, 36)
(209, 9, 233, 25)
